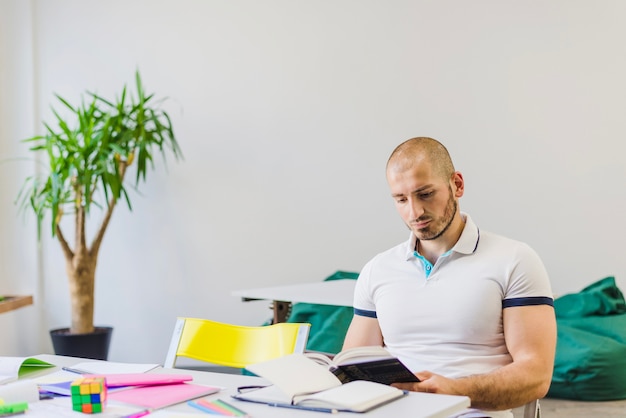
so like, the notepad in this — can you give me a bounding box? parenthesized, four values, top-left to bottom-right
(234, 380, 405, 413)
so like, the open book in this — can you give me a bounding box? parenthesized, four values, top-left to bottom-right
(305, 345, 419, 385)
(233, 353, 407, 413)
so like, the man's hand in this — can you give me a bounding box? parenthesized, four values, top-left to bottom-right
(393, 371, 462, 395)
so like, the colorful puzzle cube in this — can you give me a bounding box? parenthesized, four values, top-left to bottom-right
(70, 376, 107, 413)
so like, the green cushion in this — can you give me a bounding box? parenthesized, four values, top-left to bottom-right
(287, 270, 358, 354)
(548, 276, 626, 401)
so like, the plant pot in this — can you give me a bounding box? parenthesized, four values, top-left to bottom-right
(50, 326, 113, 360)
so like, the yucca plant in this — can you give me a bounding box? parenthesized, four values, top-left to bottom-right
(18, 71, 182, 335)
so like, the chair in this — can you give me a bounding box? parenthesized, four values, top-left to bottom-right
(163, 317, 311, 370)
(522, 399, 540, 418)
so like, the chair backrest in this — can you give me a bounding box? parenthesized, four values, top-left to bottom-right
(523, 399, 540, 418)
(163, 317, 311, 369)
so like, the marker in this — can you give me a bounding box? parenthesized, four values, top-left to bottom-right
(0, 402, 28, 416)
(268, 402, 338, 414)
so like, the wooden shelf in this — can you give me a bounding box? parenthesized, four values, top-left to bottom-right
(0, 295, 34, 314)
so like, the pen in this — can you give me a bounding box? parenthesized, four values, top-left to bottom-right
(61, 367, 91, 375)
(211, 398, 251, 417)
(268, 402, 338, 414)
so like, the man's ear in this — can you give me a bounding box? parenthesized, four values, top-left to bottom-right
(451, 172, 464, 197)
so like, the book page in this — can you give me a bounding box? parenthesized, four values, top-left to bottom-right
(245, 354, 341, 399)
(294, 380, 405, 413)
(303, 351, 334, 367)
(333, 345, 393, 365)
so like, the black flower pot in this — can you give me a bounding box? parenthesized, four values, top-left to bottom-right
(50, 326, 113, 360)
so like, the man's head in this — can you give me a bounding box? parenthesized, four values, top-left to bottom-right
(386, 137, 464, 242)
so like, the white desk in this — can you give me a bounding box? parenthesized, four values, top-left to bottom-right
(232, 280, 356, 323)
(22, 354, 470, 418)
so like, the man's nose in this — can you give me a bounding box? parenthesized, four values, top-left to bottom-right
(408, 198, 425, 220)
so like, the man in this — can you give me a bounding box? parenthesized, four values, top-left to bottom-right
(343, 137, 556, 418)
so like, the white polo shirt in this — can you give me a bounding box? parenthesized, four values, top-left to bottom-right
(353, 213, 553, 379)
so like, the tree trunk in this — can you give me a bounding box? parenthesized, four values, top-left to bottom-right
(65, 249, 97, 334)
(55, 163, 125, 335)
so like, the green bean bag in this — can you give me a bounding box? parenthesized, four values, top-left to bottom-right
(286, 270, 358, 354)
(548, 276, 626, 400)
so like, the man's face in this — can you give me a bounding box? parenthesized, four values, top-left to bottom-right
(387, 160, 460, 241)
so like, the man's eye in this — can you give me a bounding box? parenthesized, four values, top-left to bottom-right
(395, 198, 407, 204)
(418, 192, 434, 199)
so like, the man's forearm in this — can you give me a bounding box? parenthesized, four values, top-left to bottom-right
(394, 359, 552, 411)
(453, 361, 552, 410)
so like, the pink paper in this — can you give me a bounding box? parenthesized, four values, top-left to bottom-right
(108, 383, 220, 409)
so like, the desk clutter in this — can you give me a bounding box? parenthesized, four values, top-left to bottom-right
(1, 355, 471, 417)
(0, 358, 224, 416)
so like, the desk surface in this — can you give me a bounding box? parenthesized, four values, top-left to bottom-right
(232, 279, 356, 307)
(22, 354, 470, 418)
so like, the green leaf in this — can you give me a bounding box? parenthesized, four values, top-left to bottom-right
(17, 70, 183, 242)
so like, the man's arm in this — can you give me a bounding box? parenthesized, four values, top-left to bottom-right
(342, 315, 384, 350)
(393, 304, 556, 410)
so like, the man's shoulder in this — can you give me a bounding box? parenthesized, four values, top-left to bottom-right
(480, 229, 531, 246)
(478, 229, 540, 259)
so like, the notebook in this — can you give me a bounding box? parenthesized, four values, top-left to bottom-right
(108, 383, 220, 409)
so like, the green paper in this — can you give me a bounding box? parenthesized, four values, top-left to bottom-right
(17, 358, 54, 377)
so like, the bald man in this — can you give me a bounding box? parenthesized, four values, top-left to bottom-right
(343, 137, 556, 418)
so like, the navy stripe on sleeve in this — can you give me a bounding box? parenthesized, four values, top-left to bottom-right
(354, 308, 377, 318)
(502, 296, 554, 308)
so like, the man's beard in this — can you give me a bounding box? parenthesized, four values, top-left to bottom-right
(414, 188, 457, 241)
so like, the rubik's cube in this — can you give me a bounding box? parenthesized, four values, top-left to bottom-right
(70, 376, 107, 413)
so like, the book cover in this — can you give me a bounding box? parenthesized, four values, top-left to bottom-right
(305, 346, 419, 385)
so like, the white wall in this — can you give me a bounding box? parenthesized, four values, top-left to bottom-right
(1, 0, 625, 361)
(0, 0, 44, 355)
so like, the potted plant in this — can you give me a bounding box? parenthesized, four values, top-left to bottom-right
(17, 71, 182, 359)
